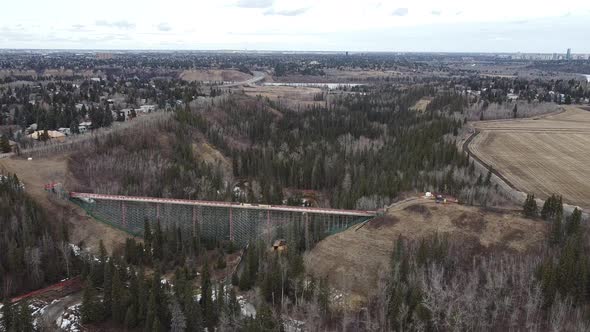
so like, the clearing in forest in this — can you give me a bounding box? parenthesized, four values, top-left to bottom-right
(179, 69, 252, 82)
(469, 106, 590, 210)
(305, 199, 546, 302)
(410, 97, 433, 112)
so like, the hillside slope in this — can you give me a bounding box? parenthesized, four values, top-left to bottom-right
(304, 199, 547, 298)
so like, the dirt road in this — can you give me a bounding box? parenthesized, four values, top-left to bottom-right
(43, 291, 83, 330)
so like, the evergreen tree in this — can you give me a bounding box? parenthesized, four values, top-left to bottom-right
(17, 301, 34, 332)
(103, 259, 113, 318)
(153, 221, 163, 261)
(169, 298, 186, 332)
(550, 214, 563, 247)
(254, 303, 280, 331)
(484, 167, 493, 186)
(137, 266, 148, 326)
(566, 208, 582, 237)
(200, 260, 216, 330)
(81, 278, 103, 323)
(111, 267, 125, 323)
(2, 298, 14, 331)
(318, 278, 331, 318)
(228, 287, 240, 318)
(152, 316, 162, 332)
(523, 194, 538, 217)
(512, 104, 518, 118)
(145, 292, 157, 332)
(0, 135, 11, 153)
(183, 284, 203, 332)
(124, 304, 138, 329)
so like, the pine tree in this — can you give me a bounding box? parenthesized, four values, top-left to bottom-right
(255, 302, 280, 331)
(145, 292, 157, 332)
(550, 214, 563, 247)
(484, 167, 493, 186)
(200, 260, 216, 330)
(183, 284, 203, 332)
(81, 278, 102, 323)
(111, 267, 125, 323)
(2, 298, 14, 331)
(0, 135, 11, 153)
(523, 194, 538, 217)
(103, 259, 113, 318)
(18, 301, 33, 332)
(228, 288, 240, 318)
(169, 298, 186, 332)
(216, 283, 226, 315)
(566, 208, 582, 237)
(513, 104, 518, 118)
(124, 304, 138, 329)
(152, 316, 162, 332)
(153, 221, 163, 261)
(137, 266, 148, 326)
(318, 278, 331, 318)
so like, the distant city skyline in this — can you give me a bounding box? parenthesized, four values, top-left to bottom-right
(1, 0, 589, 53)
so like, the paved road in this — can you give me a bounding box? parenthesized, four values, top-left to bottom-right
(40, 291, 83, 330)
(219, 71, 266, 87)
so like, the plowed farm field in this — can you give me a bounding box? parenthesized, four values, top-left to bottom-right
(469, 106, 590, 210)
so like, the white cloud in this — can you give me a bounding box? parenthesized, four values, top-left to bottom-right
(235, 0, 273, 8)
(156, 22, 172, 32)
(0, 0, 588, 52)
(95, 20, 136, 30)
(392, 8, 409, 16)
(264, 7, 309, 16)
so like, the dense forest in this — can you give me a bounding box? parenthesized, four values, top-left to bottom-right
(0, 174, 79, 300)
(70, 87, 507, 210)
(70, 193, 590, 331)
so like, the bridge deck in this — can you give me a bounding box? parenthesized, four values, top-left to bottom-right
(70, 192, 377, 217)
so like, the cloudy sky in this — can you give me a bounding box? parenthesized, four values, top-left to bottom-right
(1, 0, 589, 53)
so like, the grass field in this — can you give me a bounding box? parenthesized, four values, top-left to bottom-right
(179, 69, 252, 82)
(0, 156, 130, 253)
(470, 106, 590, 209)
(304, 199, 546, 302)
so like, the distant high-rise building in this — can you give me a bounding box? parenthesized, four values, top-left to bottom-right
(566, 48, 572, 60)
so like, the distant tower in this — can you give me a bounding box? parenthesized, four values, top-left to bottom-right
(566, 48, 572, 60)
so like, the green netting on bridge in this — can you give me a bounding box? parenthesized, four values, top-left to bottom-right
(72, 197, 373, 247)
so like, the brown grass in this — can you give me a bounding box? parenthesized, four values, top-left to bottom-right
(410, 97, 433, 112)
(0, 156, 130, 254)
(304, 200, 547, 300)
(242, 85, 324, 109)
(179, 69, 252, 82)
(193, 142, 232, 175)
(470, 106, 590, 209)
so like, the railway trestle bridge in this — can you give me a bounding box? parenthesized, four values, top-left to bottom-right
(70, 192, 377, 247)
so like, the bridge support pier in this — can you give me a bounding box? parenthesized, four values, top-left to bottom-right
(192, 206, 198, 237)
(229, 207, 234, 242)
(267, 209, 271, 243)
(121, 201, 127, 227)
(156, 204, 160, 222)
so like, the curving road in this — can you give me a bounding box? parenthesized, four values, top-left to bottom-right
(41, 291, 83, 331)
(218, 71, 266, 87)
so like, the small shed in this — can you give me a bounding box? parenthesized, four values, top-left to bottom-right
(272, 239, 287, 252)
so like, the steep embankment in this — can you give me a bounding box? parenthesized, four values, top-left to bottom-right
(0, 156, 130, 253)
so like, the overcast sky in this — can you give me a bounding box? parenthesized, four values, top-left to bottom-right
(1, 0, 589, 53)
